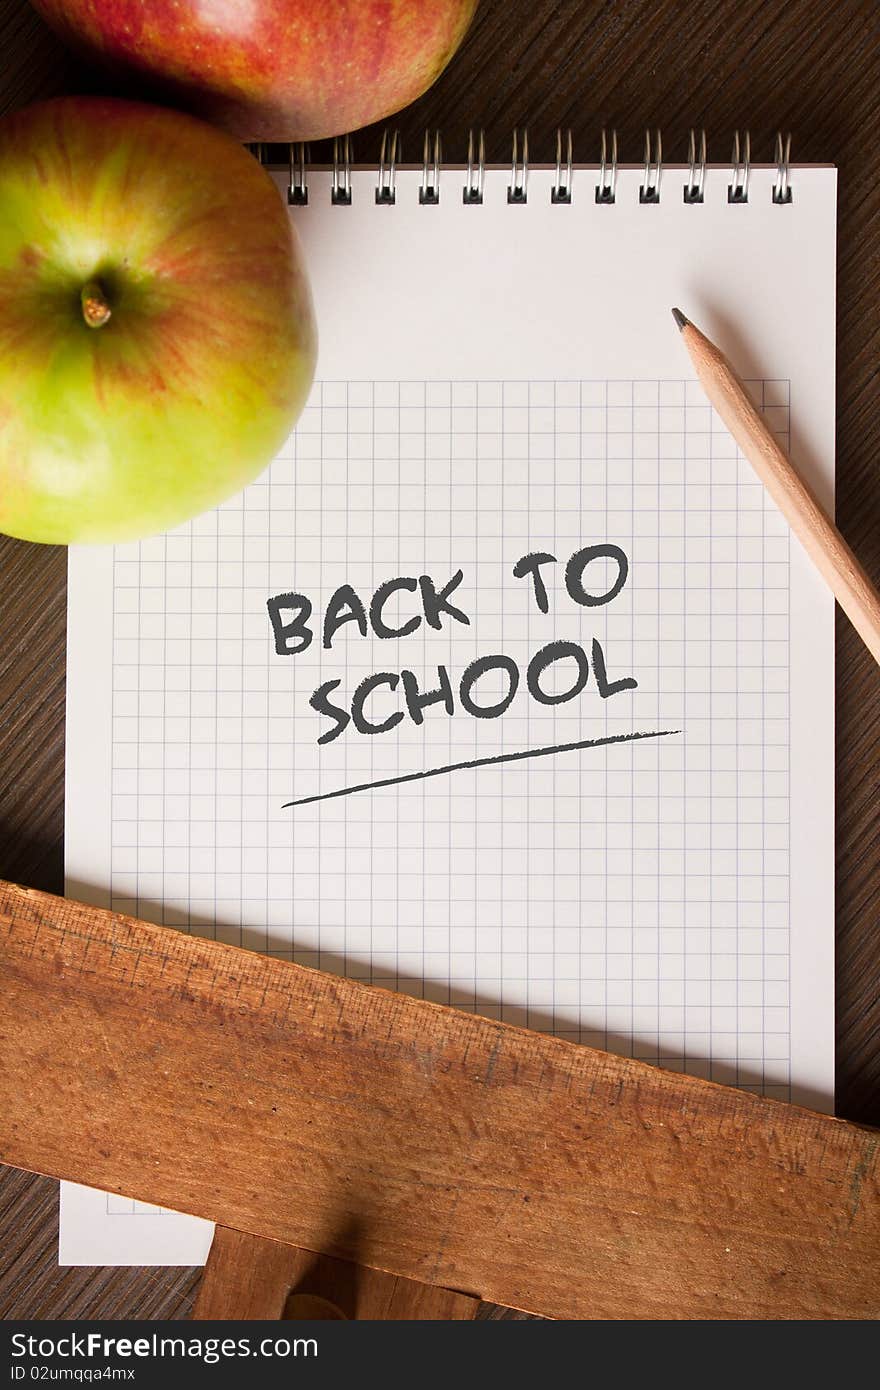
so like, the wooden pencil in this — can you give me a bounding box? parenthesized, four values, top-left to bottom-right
(673, 307, 880, 668)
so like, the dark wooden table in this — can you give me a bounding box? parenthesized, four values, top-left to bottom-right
(1, 0, 878, 1321)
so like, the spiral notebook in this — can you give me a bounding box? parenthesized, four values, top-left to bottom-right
(61, 133, 837, 1264)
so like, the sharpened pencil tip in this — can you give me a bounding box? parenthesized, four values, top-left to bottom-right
(671, 307, 689, 332)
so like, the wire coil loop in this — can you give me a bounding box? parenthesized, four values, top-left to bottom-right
(508, 128, 529, 204)
(376, 129, 400, 205)
(463, 128, 485, 205)
(331, 135, 353, 205)
(684, 128, 706, 204)
(640, 128, 662, 203)
(729, 130, 750, 203)
(551, 128, 573, 204)
(595, 128, 618, 204)
(773, 131, 793, 204)
(419, 130, 441, 205)
(288, 142, 308, 206)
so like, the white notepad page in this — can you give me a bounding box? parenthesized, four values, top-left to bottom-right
(62, 163, 836, 1264)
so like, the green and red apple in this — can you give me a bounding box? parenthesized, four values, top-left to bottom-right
(0, 97, 315, 544)
(30, 0, 479, 140)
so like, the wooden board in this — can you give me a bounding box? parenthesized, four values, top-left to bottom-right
(193, 1227, 480, 1320)
(1, 879, 879, 1320)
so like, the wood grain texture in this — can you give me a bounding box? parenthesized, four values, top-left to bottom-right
(1, 881, 879, 1320)
(193, 1228, 480, 1320)
(0, 1167, 200, 1320)
(1, 0, 879, 1320)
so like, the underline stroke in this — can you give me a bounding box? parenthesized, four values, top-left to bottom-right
(283, 728, 681, 808)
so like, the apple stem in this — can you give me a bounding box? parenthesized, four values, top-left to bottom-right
(81, 280, 112, 329)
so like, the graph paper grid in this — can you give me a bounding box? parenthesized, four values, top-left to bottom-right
(104, 376, 790, 1215)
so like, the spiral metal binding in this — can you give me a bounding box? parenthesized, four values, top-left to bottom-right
(331, 135, 353, 205)
(729, 130, 750, 203)
(288, 142, 308, 205)
(463, 128, 485, 204)
(640, 129, 662, 203)
(773, 131, 793, 204)
(508, 128, 528, 204)
(551, 128, 573, 204)
(420, 130, 441, 204)
(376, 129, 400, 205)
(246, 142, 266, 164)
(684, 129, 707, 204)
(595, 128, 617, 204)
(280, 128, 794, 207)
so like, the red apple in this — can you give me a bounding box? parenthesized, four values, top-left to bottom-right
(29, 0, 479, 141)
(0, 96, 316, 545)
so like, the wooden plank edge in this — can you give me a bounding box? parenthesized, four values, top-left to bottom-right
(2, 879, 879, 1319)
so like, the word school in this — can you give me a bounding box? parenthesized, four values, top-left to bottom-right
(267, 545, 638, 745)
